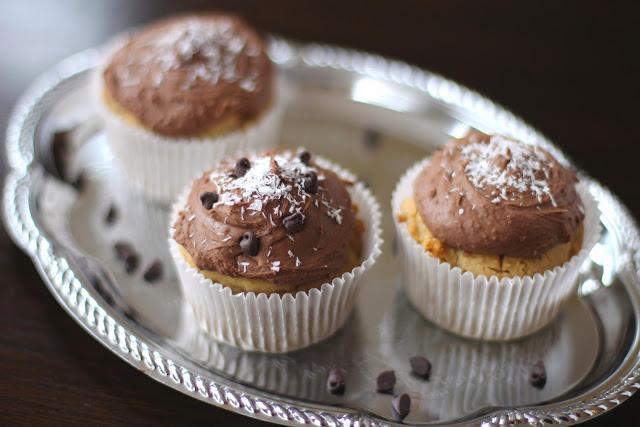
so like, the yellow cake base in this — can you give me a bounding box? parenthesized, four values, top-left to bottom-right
(102, 89, 269, 139)
(397, 197, 583, 278)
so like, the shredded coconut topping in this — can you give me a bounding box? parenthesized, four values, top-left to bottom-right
(461, 135, 556, 206)
(208, 151, 343, 224)
(238, 261, 250, 273)
(119, 17, 262, 92)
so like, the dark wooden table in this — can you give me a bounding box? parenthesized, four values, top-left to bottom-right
(1, 1, 638, 425)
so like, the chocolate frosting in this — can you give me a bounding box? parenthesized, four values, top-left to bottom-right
(103, 13, 273, 137)
(173, 151, 358, 288)
(414, 131, 584, 258)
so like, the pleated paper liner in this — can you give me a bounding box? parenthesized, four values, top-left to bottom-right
(169, 155, 383, 353)
(391, 158, 601, 341)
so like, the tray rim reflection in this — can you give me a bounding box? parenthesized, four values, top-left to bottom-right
(3, 37, 640, 427)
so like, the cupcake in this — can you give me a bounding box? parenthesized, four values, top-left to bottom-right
(94, 13, 283, 201)
(169, 149, 382, 352)
(392, 131, 599, 340)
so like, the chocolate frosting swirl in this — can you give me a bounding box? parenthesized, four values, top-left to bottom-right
(173, 151, 358, 288)
(103, 13, 273, 137)
(414, 131, 584, 258)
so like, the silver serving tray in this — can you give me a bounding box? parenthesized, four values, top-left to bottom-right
(4, 38, 640, 426)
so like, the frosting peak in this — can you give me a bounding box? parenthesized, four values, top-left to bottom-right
(211, 151, 323, 216)
(172, 150, 360, 291)
(103, 13, 273, 137)
(461, 134, 557, 206)
(414, 131, 584, 258)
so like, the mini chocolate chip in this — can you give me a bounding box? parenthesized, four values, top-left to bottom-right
(143, 260, 163, 283)
(51, 129, 71, 179)
(326, 368, 345, 395)
(282, 212, 304, 234)
(299, 150, 311, 165)
(114, 242, 135, 261)
(89, 274, 114, 306)
(233, 157, 251, 177)
(392, 393, 411, 420)
(71, 171, 86, 192)
(124, 253, 139, 274)
(376, 370, 396, 394)
(200, 192, 219, 209)
(529, 360, 547, 389)
(363, 129, 381, 150)
(239, 231, 260, 256)
(410, 356, 431, 380)
(105, 204, 118, 226)
(114, 242, 139, 274)
(303, 172, 318, 194)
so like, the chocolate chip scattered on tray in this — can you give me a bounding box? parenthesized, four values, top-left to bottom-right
(299, 150, 311, 165)
(303, 172, 318, 194)
(326, 368, 345, 395)
(89, 274, 114, 306)
(376, 370, 396, 394)
(51, 129, 72, 179)
(114, 242, 135, 261)
(114, 242, 139, 274)
(143, 260, 163, 283)
(239, 231, 260, 256)
(529, 360, 547, 389)
(200, 192, 219, 209)
(124, 253, 139, 274)
(392, 393, 411, 420)
(410, 356, 431, 380)
(282, 212, 304, 234)
(105, 204, 118, 226)
(71, 171, 86, 192)
(363, 129, 381, 150)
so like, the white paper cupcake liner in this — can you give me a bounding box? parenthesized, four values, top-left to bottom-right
(169, 156, 383, 353)
(91, 38, 285, 203)
(391, 158, 601, 341)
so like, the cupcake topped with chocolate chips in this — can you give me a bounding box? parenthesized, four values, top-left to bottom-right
(102, 13, 273, 137)
(399, 130, 585, 277)
(172, 149, 364, 294)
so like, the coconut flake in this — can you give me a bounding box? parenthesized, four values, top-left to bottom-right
(461, 135, 557, 206)
(119, 16, 262, 92)
(238, 261, 250, 273)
